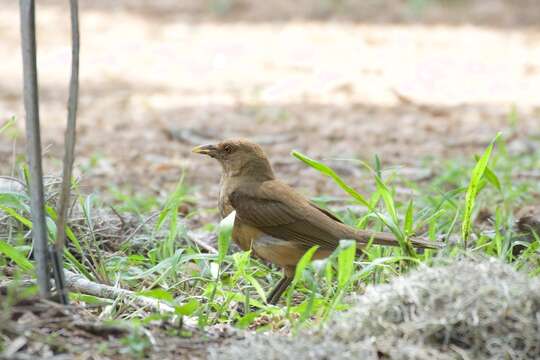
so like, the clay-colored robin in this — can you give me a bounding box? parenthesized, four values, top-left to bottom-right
(193, 139, 441, 304)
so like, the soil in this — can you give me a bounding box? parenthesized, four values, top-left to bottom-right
(1, 0, 540, 358)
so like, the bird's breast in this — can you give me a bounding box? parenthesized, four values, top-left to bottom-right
(232, 220, 262, 252)
(218, 176, 234, 218)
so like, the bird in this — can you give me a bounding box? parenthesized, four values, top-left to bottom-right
(192, 138, 442, 304)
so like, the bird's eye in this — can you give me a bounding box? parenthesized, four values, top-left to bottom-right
(223, 144, 233, 154)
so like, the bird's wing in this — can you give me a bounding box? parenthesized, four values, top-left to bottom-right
(229, 180, 342, 250)
(309, 201, 343, 223)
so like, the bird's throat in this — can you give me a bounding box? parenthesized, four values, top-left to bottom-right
(225, 158, 275, 181)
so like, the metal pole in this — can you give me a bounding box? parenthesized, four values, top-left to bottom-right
(19, 0, 50, 298)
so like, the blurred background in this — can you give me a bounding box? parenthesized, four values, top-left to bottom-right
(1, 0, 539, 208)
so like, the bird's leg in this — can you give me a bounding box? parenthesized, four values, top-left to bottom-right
(267, 275, 293, 305)
(267, 267, 296, 305)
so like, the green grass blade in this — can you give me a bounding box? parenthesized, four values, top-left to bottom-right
(461, 132, 501, 245)
(0, 116, 16, 134)
(286, 245, 319, 310)
(291, 151, 370, 207)
(404, 199, 414, 235)
(138, 289, 175, 302)
(0, 205, 32, 228)
(484, 166, 502, 193)
(246, 275, 267, 303)
(374, 175, 398, 225)
(292, 150, 415, 256)
(0, 192, 30, 212)
(337, 240, 355, 289)
(0, 240, 33, 271)
(292, 245, 319, 285)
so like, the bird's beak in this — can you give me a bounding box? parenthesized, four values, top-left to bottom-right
(192, 144, 218, 156)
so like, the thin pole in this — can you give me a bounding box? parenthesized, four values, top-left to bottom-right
(19, 0, 50, 298)
(54, 0, 80, 304)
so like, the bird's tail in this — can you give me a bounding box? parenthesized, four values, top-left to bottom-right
(353, 229, 443, 249)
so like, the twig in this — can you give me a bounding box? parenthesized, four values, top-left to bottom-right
(0, 176, 27, 189)
(19, 0, 50, 298)
(72, 320, 129, 336)
(187, 232, 218, 254)
(63, 269, 172, 311)
(391, 88, 449, 117)
(110, 206, 127, 229)
(63, 270, 197, 327)
(0, 279, 35, 295)
(124, 212, 160, 243)
(1, 337, 27, 358)
(53, 0, 80, 305)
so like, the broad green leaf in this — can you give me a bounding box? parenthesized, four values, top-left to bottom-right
(138, 289, 175, 302)
(0, 192, 29, 212)
(484, 166, 502, 192)
(175, 299, 200, 316)
(236, 312, 258, 329)
(0, 240, 33, 271)
(70, 293, 113, 305)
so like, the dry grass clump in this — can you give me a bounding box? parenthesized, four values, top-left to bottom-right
(210, 258, 540, 360)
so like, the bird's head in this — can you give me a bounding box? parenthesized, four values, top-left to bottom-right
(192, 138, 275, 180)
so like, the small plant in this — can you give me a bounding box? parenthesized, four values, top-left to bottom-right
(461, 133, 501, 247)
(119, 328, 152, 358)
(154, 175, 189, 260)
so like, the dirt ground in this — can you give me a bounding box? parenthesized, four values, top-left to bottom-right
(1, 0, 540, 209)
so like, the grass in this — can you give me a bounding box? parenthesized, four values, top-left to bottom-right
(1, 117, 540, 355)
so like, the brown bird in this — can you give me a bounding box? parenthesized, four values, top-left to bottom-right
(193, 139, 441, 304)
